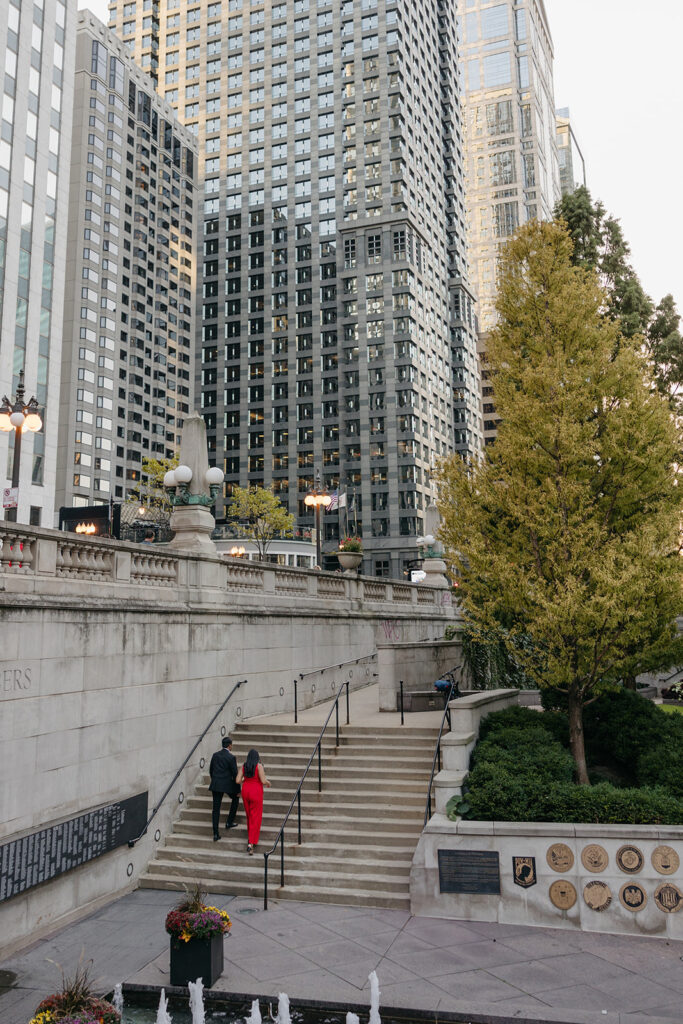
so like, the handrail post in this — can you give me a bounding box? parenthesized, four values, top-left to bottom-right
(280, 831, 285, 887)
(264, 852, 269, 910)
(297, 789, 302, 844)
(400, 679, 404, 725)
(294, 678, 298, 723)
(438, 742, 441, 773)
(346, 679, 350, 724)
(335, 695, 339, 746)
(318, 740, 322, 792)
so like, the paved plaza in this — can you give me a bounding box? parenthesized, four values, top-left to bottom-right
(1, 888, 682, 1024)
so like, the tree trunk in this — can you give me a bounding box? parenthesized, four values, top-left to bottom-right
(624, 674, 637, 692)
(567, 685, 590, 785)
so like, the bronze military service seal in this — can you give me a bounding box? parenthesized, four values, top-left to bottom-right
(620, 882, 647, 911)
(652, 846, 680, 875)
(549, 879, 577, 910)
(581, 844, 608, 872)
(513, 856, 537, 888)
(583, 880, 612, 912)
(654, 882, 682, 914)
(616, 845, 644, 874)
(546, 843, 574, 872)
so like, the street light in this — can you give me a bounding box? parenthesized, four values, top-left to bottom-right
(0, 369, 43, 522)
(304, 469, 332, 569)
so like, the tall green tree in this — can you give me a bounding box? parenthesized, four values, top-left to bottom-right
(648, 294, 683, 414)
(437, 221, 683, 784)
(228, 486, 295, 560)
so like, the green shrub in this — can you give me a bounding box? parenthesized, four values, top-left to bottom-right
(462, 699, 683, 825)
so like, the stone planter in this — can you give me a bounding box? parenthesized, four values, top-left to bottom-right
(170, 933, 223, 988)
(337, 550, 362, 571)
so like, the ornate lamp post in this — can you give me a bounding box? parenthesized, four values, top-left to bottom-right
(304, 469, 331, 569)
(0, 370, 43, 523)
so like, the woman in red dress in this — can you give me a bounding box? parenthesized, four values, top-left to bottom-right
(236, 748, 271, 854)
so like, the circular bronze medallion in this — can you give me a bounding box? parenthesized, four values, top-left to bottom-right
(583, 880, 612, 912)
(616, 844, 644, 874)
(549, 879, 577, 910)
(619, 882, 647, 912)
(546, 843, 574, 873)
(651, 845, 680, 876)
(654, 882, 683, 914)
(581, 844, 609, 873)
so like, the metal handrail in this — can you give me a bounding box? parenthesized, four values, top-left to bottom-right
(295, 653, 375, 722)
(263, 678, 350, 909)
(128, 678, 247, 846)
(423, 670, 462, 827)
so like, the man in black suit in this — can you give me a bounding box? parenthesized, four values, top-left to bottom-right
(209, 736, 240, 841)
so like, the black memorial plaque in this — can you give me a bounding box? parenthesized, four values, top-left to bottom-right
(438, 849, 501, 895)
(0, 792, 148, 902)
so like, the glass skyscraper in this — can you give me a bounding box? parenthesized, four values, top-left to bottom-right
(110, 0, 482, 576)
(0, 0, 76, 525)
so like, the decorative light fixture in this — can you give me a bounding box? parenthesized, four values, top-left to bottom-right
(0, 369, 43, 523)
(75, 522, 97, 535)
(304, 468, 332, 568)
(229, 544, 246, 558)
(164, 462, 224, 507)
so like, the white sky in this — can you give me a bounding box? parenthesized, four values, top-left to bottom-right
(545, 0, 682, 315)
(81, 0, 682, 317)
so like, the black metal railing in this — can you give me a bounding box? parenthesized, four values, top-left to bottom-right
(263, 678, 350, 908)
(423, 670, 462, 827)
(128, 678, 247, 847)
(294, 653, 375, 722)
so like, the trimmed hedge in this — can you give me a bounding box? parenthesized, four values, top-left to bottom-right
(462, 698, 683, 825)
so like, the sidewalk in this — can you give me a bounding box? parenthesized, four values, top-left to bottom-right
(2, 888, 682, 1024)
(255, 680, 445, 728)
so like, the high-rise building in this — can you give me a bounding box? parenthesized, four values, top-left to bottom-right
(457, 0, 560, 332)
(556, 106, 586, 196)
(55, 12, 196, 512)
(110, 0, 482, 577)
(0, 0, 76, 525)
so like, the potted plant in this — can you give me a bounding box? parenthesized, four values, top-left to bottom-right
(30, 959, 121, 1024)
(337, 536, 363, 572)
(165, 883, 231, 988)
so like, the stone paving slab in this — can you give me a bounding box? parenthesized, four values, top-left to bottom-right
(1, 889, 682, 1024)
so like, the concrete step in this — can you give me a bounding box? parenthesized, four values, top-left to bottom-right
(159, 844, 412, 879)
(176, 807, 425, 833)
(230, 736, 437, 752)
(164, 834, 416, 860)
(140, 857, 411, 895)
(170, 822, 423, 846)
(187, 789, 426, 810)
(199, 767, 431, 786)
(236, 724, 439, 739)
(138, 871, 409, 910)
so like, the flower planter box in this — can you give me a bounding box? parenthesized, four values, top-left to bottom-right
(170, 933, 224, 988)
(337, 551, 362, 571)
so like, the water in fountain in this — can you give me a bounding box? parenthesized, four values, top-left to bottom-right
(156, 988, 173, 1024)
(276, 992, 291, 1024)
(188, 978, 205, 1024)
(246, 999, 262, 1024)
(346, 1013, 360, 1024)
(368, 971, 381, 1024)
(112, 983, 124, 1016)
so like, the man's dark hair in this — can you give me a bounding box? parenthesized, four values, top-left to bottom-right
(222, 736, 232, 748)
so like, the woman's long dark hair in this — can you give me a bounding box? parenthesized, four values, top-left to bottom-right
(244, 748, 260, 778)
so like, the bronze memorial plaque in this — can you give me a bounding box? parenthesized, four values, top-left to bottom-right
(581, 844, 608, 873)
(616, 844, 644, 874)
(620, 882, 647, 912)
(654, 882, 683, 914)
(546, 843, 574, 873)
(583, 880, 612, 912)
(438, 849, 501, 895)
(652, 846, 680, 876)
(513, 856, 537, 888)
(549, 879, 577, 910)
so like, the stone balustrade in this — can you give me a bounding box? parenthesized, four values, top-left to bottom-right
(0, 520, 453, 618)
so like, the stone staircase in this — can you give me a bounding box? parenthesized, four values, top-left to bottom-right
(139, 720, 439, 909)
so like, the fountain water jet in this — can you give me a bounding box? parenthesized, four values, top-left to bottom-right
(347, 1013, 360, 1024)
(188, 978, 205, 1024)
(368, 971, 381, 1024)
(155, 988, 173, 1024)
(276, 992, 291, 1024)
(247, 999, 262, 1024)
(112, 984, 123, 1016)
